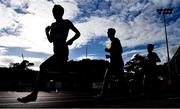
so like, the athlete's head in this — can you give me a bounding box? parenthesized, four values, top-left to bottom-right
(107, 28, 116, 40)
(52, 5, 64, 20)
(147, 44, 154, 52)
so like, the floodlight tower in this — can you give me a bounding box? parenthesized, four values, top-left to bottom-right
(157, 8, 173, 84)
(157, 8, 173, 62)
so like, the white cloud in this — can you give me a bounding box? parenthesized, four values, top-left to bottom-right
(72, 0, 179, 65)
(70, 16, 117, 48)
(0, 0, 179, 69)
(73, 14, 165, 49)
(76, 54, 105, 61)
(0, 0, 81, 68)
(0, 3, 18, 29)
(0, 55, 22, 67)
(0, 47, 7, 55)
(0, 0, 80, 53)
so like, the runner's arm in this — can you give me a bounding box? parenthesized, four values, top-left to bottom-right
(66, 21, 80, 45)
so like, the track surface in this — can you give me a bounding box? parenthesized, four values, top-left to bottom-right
(0, 91, 180, 108)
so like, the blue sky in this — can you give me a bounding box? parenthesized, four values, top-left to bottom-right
(0, 0, 179, 70)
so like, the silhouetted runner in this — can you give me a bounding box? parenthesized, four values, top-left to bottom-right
(100, 28, 125, 96)
(144, 44, 161, 94)
(17, 5, 80, 103)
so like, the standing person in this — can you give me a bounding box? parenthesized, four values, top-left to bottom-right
(146, 44, 161, 78)
(145, 44, 161, 94)
(100, 28, 125, 96)
(17, 4, 80, 103)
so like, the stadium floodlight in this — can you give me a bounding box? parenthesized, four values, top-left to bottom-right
(157, 8, 173, 84)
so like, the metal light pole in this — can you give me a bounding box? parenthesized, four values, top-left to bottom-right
(157, 8, 173, 84)
(85, 38, 96, 59)
(86, 43, 88, 59)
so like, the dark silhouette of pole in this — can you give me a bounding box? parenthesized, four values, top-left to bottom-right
(86, 43, 88, 59)
(22, 53, 24, 61)
(163, 14, 170, 62)
(85, 38, 95, 59)
(157, 8, 173, 84)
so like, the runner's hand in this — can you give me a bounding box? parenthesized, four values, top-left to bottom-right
(66, 40, 73, 45)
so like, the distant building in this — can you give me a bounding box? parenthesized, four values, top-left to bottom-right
(170, 46, 180, 75)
